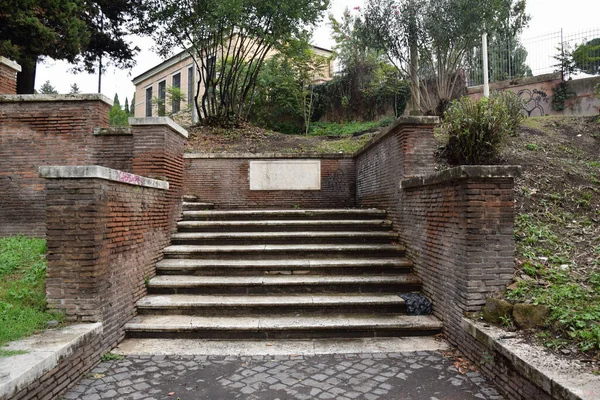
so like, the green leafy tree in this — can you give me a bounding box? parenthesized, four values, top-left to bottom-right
(69, 83, 81, 94)
(0, 0, 141, 94)
(124, 97, 130, 115)
(109, 94, 128, 126)
(39, 80, 58, 94)
(362, 0, 529, 114)
(138, 0, 330, 126)
(572, 38, 600, 75)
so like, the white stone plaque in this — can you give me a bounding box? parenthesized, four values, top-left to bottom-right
(249, 160, 321, 191)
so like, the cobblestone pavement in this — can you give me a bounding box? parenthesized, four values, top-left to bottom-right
(63, 352, 504, 400)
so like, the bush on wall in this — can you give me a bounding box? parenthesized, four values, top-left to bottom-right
(441, 92, 524, 165)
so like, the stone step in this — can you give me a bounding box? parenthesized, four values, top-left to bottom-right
(162, 244, 405, 260)
(182, 209, 386, 221)
(124, 314, 443, 339)
(182, 202, 215, 210)
(148, 274, 422, 294)
(156, 258, 413, 276)
(136, 294, 407, 315)
(177, 219, 393, 232)
(170, 231, 398, 245)
(183, 195, 198, 201)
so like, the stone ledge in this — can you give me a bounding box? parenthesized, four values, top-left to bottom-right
(0, 323, 102, 400)
(129, 117, 189, 139)
(463, 318, 600, 400)
(93, 127, 132, 136)
(0, 57, 21, 72)
(184, 152, 354, 159)
(0, 93, 112, 106)
(354, 116, 440, 158)
(400, 165, 522, 189)
(39, 165, 169, 190)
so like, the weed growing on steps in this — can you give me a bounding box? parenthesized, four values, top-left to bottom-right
(0, 236, 64, 347)
(101, 352, 125, 362)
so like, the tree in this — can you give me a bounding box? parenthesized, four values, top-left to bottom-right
(109, 94, 128, 126)
(362, 0, 530, 114)
(0, 1, 141, 94)
(138, 0, 330, 126)
(572, 38, 600, 75)
(69, 83, 81, 94)
(39, 81, 58, 94)
(124, 97, 130, 115)
(130, 94, 136, 115)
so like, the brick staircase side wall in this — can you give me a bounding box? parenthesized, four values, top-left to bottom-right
(0, 96, 133, 237)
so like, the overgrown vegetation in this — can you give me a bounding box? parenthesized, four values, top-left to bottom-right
(455, 116, 600, 355)
(0, 236, 62, 350)
(439, 92, 524, 165)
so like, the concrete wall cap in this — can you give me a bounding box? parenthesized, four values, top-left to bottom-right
(467, 72, 562, 94)
(0, 56, 22, 72)
(400, 165, 522, 189)
(463, 318, 600, 400)
(0, 323, 102, 400)
(39, 165, 169, 190)
(0, 93, 112, 106)
(184, 152, 354, 159)
(354, 116, 440, 158)
(129, 117, 189, 138)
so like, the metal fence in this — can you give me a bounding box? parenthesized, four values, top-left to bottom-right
(468, 28, 600, 86)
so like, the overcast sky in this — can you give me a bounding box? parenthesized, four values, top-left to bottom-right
(34, 0, 600, 105)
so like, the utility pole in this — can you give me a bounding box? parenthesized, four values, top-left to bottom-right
(98, 13, 104, 93)
(408, 0, 420, 113)
(482, 31, 489, 98)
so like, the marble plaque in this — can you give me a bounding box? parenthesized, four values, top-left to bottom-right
(249, 160, 321, 190)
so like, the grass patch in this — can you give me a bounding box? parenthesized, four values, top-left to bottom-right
(511, 213, 600, 352)
(101, 352, 125, 362)
(314, 134, 372, 154)
(0, 236, 63, 347)
(0, 349, 28, 358)
(308, 117, 393, 137)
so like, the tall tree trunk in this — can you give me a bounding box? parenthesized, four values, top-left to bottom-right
(16, 56, 38, 94)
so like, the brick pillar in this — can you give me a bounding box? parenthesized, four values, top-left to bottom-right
(0, 57, 21, 94)
(130, 117, 188, 233)
(396, 117, 438, 178)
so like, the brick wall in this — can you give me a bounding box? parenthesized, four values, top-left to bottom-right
(0, 57, 20, 95)
(10, 326, 103, 400)
(355, 116, 438, 228)
(0, 95, 130, 237)
(43, 167, 173, 351)
(184, 155, 356, 209)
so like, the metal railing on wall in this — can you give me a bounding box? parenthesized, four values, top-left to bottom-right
(468, 28, 600, 86)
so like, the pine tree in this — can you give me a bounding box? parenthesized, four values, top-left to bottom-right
(39, 80, 58, 94)
(69, 83, 81, 94)
(113, 93, 121, 108)
(130, 94, 136, 116)
(124, 97, 130, 116)
(109, 93, 128, 126)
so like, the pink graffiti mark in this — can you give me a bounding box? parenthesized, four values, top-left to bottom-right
(115, 170, 143, 185)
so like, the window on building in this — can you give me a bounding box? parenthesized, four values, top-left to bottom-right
(187, 66, 194, 105)
(172, 72, 181, 114)
(145, 87, 153, 117)
(158, 80, 166, 116)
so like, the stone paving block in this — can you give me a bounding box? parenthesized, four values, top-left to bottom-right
(62, 351, 504, 399)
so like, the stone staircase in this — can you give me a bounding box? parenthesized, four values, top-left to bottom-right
(124, 196, 442, 339)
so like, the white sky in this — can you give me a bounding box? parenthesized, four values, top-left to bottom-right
(34, 0, 600, 105)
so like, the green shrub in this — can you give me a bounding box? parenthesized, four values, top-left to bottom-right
(441, 92, 524, 165)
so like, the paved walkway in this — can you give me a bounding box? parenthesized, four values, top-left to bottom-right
(63, 352, 504, 400)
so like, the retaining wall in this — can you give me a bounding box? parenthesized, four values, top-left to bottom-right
(184, 153, 356, 209)
(467, 73, 600, 117)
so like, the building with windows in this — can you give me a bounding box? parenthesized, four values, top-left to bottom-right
(132, 45, 334, 124)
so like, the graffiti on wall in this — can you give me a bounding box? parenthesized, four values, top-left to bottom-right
(326, 168, 346, 192)
(517, 88, 549, 116)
